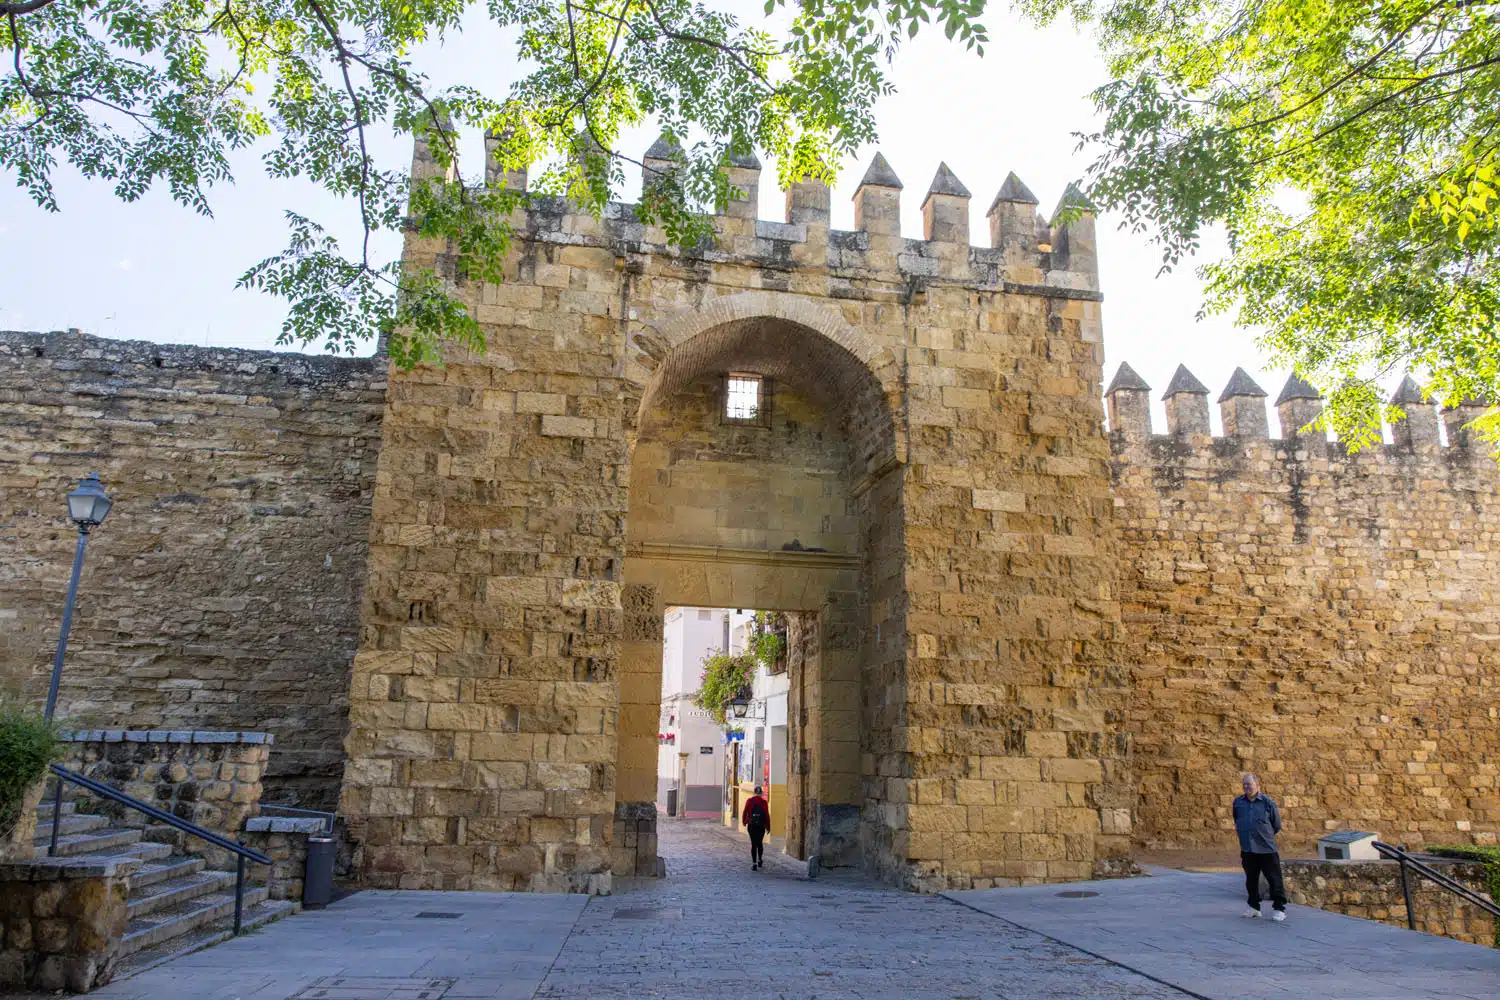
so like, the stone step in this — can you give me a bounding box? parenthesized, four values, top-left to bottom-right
(32, 812, 109, 843)
(120, 885, 272, 957)
(115, 898, 297, 979)
(35, 799, 77, 821)
(129, 855, 206, 891)
(43, 827, 143, 858)
(127, 868, 237, 919)
(113, 841, 176, 864)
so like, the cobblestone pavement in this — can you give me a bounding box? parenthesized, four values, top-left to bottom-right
(532, 820, 1184, 1000)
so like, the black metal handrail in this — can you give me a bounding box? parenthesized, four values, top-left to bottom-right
(48, 763, 272, 935)
(1372, 840, 1500, 930)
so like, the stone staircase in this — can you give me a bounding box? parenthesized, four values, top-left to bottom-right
(36, 784, 298, 976)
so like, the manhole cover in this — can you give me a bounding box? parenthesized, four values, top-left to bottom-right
(1055, 890, 1099, 898)
(613, 907, 683, 920)
(289, 977, 456, 999)
(415, 911, 463, 919)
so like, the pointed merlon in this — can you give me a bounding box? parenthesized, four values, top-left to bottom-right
(988, 172, 1039, 214)
(1106, 362, 1151, 395)
(728, 147, 761, 169)
(1390, 375, 1426, 405)
(925, 162, 970, 199)
(857, 152, 902, 190)
(1218, 367, 1268, 403)
(1051, 181, 1095, 223)
(1161, 364, 1209, 400)
(1275, 373, 1322, 406)
(645, 133, 682, 160)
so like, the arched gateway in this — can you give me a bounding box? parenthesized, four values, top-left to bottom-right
(337, 137, 1132, 893)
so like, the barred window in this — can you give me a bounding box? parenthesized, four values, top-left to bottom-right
(725, 374, 762, 421)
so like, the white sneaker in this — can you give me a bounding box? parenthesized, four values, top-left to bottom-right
(1271, 910, 1286, 922)
(1242, 907, 1261, 918)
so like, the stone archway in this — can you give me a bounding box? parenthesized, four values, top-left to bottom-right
(612, 304, 908, 879)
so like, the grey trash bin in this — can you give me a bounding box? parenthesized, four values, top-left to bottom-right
(303, 836, 336, 909)
(666, 788, 679, 817)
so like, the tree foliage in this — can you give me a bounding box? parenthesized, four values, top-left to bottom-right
(1, 0, 985, 366)
(692, 611, 784, 726)
(1023, 0, 1500, 448)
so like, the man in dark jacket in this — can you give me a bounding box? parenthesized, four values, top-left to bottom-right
(1233, 773, 1287, 921)
(742, 786, 771, 870)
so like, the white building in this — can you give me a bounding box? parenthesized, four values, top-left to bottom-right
(656, 607, 731, 819)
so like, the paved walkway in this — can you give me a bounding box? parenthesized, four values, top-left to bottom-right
(61, 821, 1500, 999)
(947, 867, 1500, 1000)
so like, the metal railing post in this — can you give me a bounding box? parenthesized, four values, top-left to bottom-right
(234, 850, 246, 936)
(47, 779, 64, 857)
(1398, 846, 1417, 931)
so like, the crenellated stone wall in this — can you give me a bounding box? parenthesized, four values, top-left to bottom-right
(1109, 365, 1500, 853)
(0, 331, 385, 809)
(12, 132, 1500, 897)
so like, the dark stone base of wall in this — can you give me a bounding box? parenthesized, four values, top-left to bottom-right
(813, 803, 860, 869)
(611, 801, 663, 878)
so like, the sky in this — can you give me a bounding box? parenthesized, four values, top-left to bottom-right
(0, 6, 1301, 437)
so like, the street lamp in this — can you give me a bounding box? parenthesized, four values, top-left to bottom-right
(729, 691, 750, 719)
(44, 474, 113, 721)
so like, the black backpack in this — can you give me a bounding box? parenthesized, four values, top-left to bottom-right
(747, 799, 768, 833)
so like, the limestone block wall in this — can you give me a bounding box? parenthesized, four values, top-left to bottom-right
(628, 378, 857, 554)
(1284, 858, 1497, 947)
(1110, 370, 1500, 853)
(0, 330, 384, 808)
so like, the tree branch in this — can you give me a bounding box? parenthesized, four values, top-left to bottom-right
(0, 0, 59, 15)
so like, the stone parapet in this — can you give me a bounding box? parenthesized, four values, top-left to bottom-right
(1284, 858, 1497, 947)
(62, 731, 270, 866)
(243, 816, 324, 901)
(0, 854, 138, 992)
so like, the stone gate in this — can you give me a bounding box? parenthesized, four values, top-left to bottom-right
(332, 138, 1128, 892)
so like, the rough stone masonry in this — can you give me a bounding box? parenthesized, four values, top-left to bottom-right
(1, 131, 1497, 894)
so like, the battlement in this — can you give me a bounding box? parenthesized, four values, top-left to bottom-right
(1106, 362, 1496, 467)
(416, 131, 1100, 299)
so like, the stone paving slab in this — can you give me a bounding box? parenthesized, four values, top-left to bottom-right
(79, 890, 587, 1000)
(944, 867, 1500, 1000)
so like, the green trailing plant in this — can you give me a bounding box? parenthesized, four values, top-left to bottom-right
(1429, 844, 1500, 947)
(692, 612, 786, 725)
(0, 701, 60, 838)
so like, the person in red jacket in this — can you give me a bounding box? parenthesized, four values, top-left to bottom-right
(741, 785, 771, 870)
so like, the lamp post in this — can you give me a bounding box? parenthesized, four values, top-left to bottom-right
(43, 473, 113, 721)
